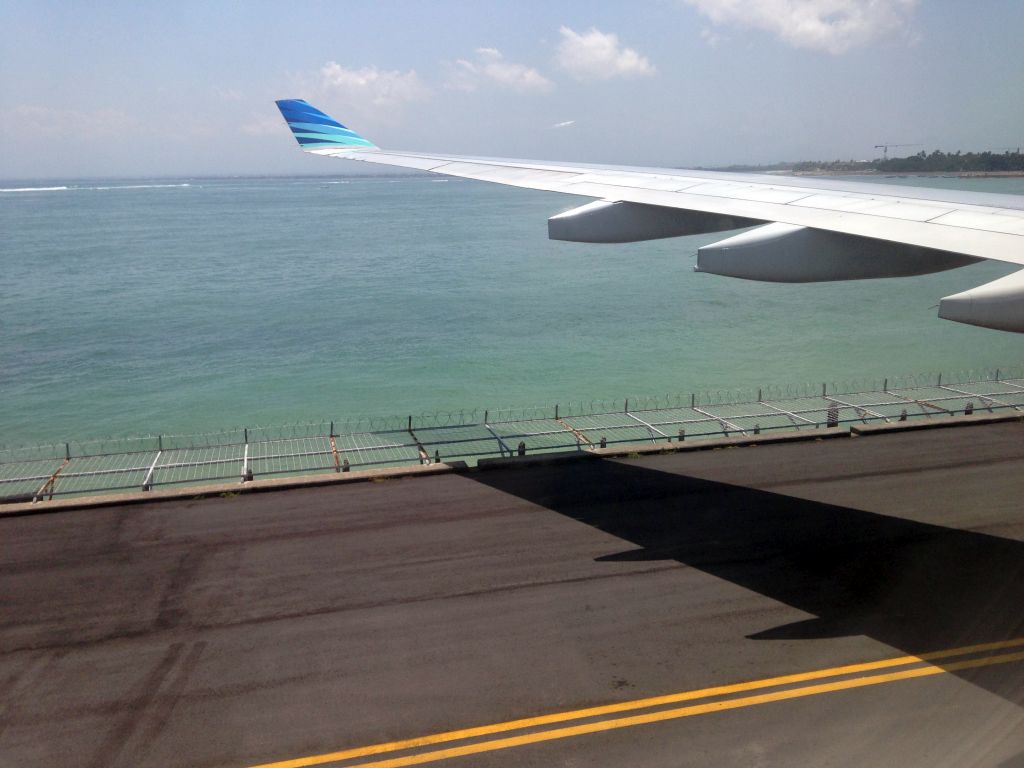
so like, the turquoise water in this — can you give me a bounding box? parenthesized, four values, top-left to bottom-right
(2, 174, 1022, 446)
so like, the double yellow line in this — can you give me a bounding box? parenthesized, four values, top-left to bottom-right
(251, 636, 1024, 768)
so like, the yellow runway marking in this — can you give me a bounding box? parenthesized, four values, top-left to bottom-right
(250, 637, 1024, 768)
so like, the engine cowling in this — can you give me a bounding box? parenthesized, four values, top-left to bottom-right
(695, 222, 978, 283)
(548, 200, 760, 244)
(939, 269, 1024, 332)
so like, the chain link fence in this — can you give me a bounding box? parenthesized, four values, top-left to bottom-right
(3, 365, 1022, 503)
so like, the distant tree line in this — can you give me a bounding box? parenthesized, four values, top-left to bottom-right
(876, 149, 1024, 172)
(707, 160, 871, 173)
(706, 149, 1024, 174)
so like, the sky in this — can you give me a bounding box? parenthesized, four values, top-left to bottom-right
(2, 0, 1023, 179)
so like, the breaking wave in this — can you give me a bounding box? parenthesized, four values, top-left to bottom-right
(0, 186, 70, 192)
(0, 183, 192, 193)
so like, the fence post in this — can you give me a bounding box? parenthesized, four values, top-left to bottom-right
(827, 405, 839, 428)
(691, 393, 695, 408)
(883, 377, 888, 391)
(244, 428, 248, 444)
(484, 410, 489, 424)
(938, 372, 942, 386)
(996, 368, 1001, 381)
(822, 382, 827, 397)
(330, 420, 334, 438)
(555, 404, 559, 420)
(625, 398, 629, 414)
(757, 388, 762, 402)
(65, 442, 70, 460)
(407, 415, 412, 431)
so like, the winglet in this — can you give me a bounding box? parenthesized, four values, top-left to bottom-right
(275, 99, 378, 152)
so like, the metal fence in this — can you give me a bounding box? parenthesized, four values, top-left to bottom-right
(3, 365, 1023, 504)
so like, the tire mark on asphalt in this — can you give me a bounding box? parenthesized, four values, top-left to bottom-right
(120, 640, 208, 766)
(87, 642, 185, 768)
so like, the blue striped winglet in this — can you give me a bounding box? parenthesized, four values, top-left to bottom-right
(275, 99, 378, 151)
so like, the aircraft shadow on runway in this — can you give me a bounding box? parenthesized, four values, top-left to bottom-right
(472, 457, 1024, 706)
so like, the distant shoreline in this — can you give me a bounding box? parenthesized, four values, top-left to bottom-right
(783, 170, 1024, 178)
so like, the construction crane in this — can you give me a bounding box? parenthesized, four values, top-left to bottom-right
(874, 143, 921, 161)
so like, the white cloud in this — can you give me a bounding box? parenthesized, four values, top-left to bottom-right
(556, 26, 656, 81)
(446, 48, 553, 92)
(683, 0, 918, 55)
(550, 120, 576, 129)
(319, 62, 430, 108)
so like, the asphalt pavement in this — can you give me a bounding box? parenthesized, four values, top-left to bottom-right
(2, 421, 1024, 768)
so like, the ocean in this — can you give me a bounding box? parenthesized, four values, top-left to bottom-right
(2, 174, 1022, 447)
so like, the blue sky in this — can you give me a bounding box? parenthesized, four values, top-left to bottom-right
(2, 0, 1023, 178)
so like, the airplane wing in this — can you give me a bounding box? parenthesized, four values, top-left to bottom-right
(276, 99, 1024, 332)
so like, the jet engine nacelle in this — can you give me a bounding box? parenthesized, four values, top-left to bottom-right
(695, 222, 978, 282)
(548, 200, 760, 244)
(939, 269, 1024, 333)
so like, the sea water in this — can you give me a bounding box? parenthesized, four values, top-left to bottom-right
(1, 174, 1022, 446)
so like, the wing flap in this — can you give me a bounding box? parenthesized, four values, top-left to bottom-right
(673, 182, 815, 205)
(794, 193, 898, 213)
(564, 173, 699, 192)
(851, 200, 956, 222)
(354, 152, 449, 171)
(930, 209, 1024, 236)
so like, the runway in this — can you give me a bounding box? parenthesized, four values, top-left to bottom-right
(2, 421, 1024, 767)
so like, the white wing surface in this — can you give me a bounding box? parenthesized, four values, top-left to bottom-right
(276, 99, 1024, 332)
